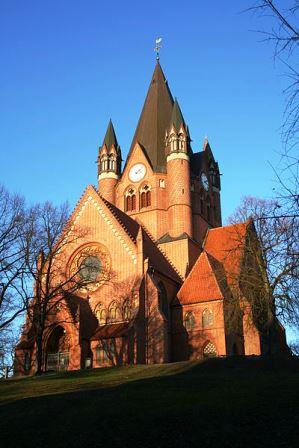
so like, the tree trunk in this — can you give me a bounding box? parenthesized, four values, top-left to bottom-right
(35, 334, 44, 375)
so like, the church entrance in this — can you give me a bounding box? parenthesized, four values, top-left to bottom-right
(46, 326, 70, 372)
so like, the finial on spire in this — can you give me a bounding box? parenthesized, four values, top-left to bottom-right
(154, 37, 162, 61)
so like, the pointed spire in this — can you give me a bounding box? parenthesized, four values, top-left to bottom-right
(203, 137, 211, 151)
(103, 119, 118, 150)
(171, 98, 185, 130)
(129, 62, 174, 172)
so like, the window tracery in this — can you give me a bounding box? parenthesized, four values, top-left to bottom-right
(95, 303, 107, 325)
(125, 187, 136, 212)
(202, 308, 213, 328)
(108, 301, 121, 323)
(184, 311, 196, 331)
(140, 184, 151, 209)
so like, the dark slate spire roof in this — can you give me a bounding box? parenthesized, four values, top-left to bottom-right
(129, 62, 174, 172)
(171, 98, 185, 130)
(103, 119, 118, 149)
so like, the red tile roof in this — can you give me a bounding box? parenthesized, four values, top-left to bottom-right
(91, 321, 132, 340)
(177, 251, 224, 304)
(204, 222, 248, 286)
(177, 222, 250, 306)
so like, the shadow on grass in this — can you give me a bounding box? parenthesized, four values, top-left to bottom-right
(0, 357, 299, 448)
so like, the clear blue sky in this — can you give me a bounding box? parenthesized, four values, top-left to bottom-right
(1, 2, 295, 339)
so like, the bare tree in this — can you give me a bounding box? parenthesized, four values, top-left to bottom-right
(248, 1, 299, 217)
(249, 1, 299, 148)
(20, 201, 89, 375)
(92, 275, 141, 367)
(0, 185, 28, 333)
(228, 196, 299, 332)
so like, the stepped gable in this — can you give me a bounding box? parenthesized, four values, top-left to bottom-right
(177, 251, 224, 305)
(203, 222, 248, 285)
(128, 62, 174, 173)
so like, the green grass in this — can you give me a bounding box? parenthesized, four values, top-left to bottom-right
(0, 357, 299, 448)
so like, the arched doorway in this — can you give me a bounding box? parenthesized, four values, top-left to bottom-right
(46, 326, 70, 372)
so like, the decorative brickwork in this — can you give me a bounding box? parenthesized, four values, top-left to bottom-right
(14, 62, 288, 376)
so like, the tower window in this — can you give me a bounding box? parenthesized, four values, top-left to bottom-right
(206, 197, 211, 222)
(200, 190, 204, 215)
(125, 188, 136, 212)
(108, 155, 116, 171)
(159, 179, 165, 188)
(140, 185, 151, 209)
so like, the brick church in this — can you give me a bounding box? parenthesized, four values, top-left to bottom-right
(15, 61, 288, 374)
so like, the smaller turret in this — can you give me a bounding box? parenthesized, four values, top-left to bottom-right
(165, 99, 190, 156)
(97, 120, 121, 204)
(166, 100, 193, 238)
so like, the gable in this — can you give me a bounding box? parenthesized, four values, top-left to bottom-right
(119, 142, 154, 187)
(203, 222, 248, 286)
(177, 251, 223, 305)
(65, 186, 138, 273)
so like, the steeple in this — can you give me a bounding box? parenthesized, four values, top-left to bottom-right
(129, 62, 174, 173)
(171, 98, 185, 130)
(166, 99, 190, 156)
(97, 119, 121, 204)
(103, 119, 119, 151)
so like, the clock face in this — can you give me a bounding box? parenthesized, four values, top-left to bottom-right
(129, 163, 146, 182)
(201, 173, 209, 191)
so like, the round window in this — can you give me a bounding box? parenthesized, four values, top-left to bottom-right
(79, 256, 102, 282)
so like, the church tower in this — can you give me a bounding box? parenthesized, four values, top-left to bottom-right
(166, 99, 193, 238)
(97, 120, 121, 204)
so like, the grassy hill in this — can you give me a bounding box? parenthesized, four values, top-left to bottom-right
(0, 357, 299, 448)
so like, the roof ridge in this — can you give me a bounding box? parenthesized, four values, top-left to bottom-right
(93, 187, 138, 244)
(140, 224, 184, 281)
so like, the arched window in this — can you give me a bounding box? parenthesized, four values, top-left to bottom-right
(203, 341, 217, 358)
(123, 300, 131, 320)
(202, 309, 213, 328)
(131, 194, 136, 210)
(213, 205, 217, 223)
(140, 184, 151, 209)
(206, 197, 211, 222)
(200, 190, 204, 215)
(158, 281, 169, 320)
(109, 301, 121, 323)
(170, 134, 177, 152)
(95, 303, 106, 325)
(125, 188, 136, 212)
(179, 134, 185, 152)
(184, 311, 196, 331)
(100, 155, 108, 172)
(108, 154, 115, 171)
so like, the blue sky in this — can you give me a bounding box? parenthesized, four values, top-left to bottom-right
(0, 2, 296, 339)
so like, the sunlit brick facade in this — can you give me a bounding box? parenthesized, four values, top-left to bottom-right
(15, 62, 288, 375)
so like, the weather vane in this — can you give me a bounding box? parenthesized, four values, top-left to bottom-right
(155, 37, 162, 61)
